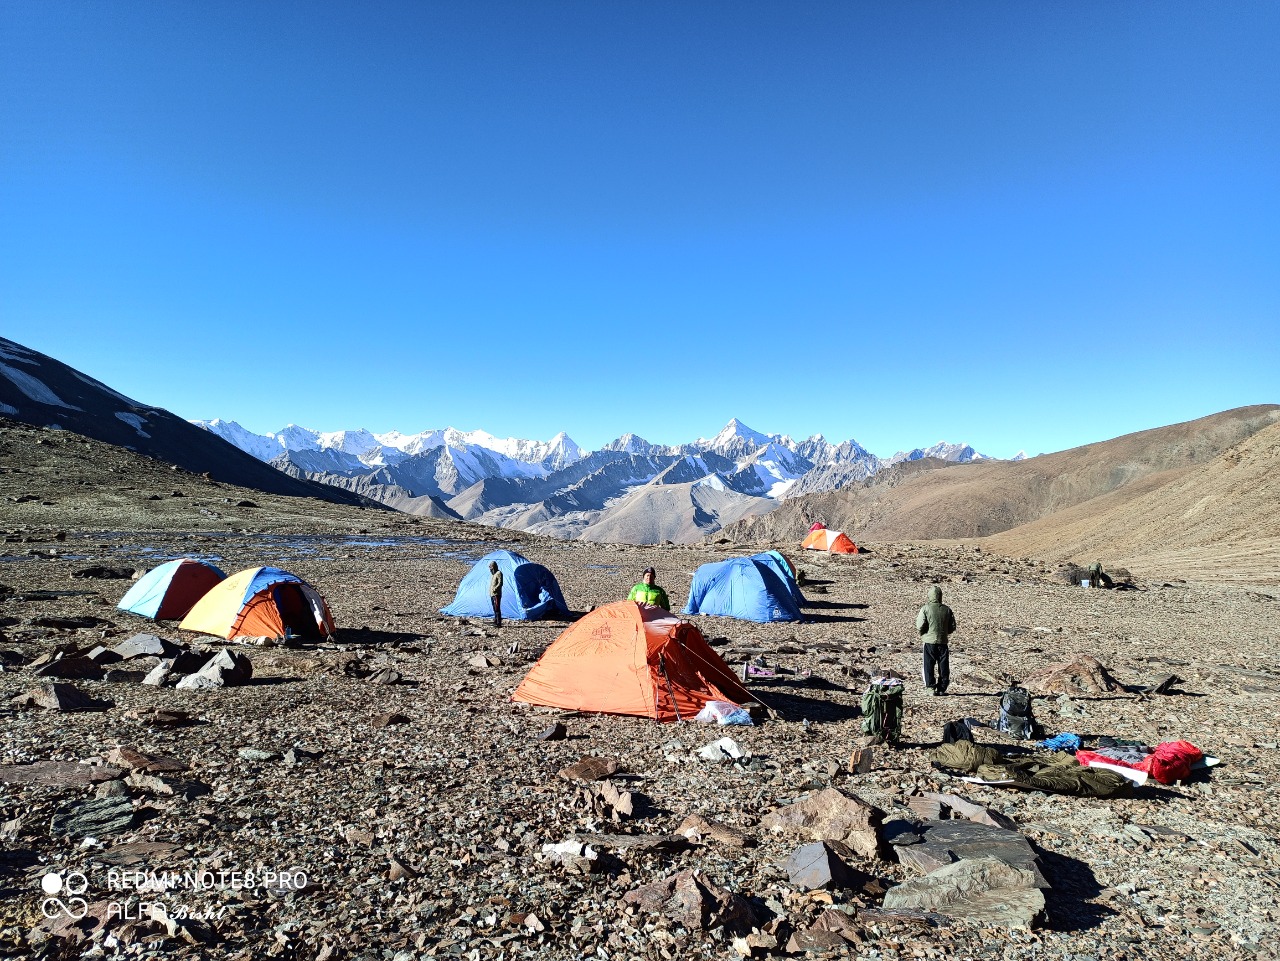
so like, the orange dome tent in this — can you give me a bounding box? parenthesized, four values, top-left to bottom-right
(512, 601, 752, 722)
(801, 528, 859, 554)
(180, 567, 335, 641)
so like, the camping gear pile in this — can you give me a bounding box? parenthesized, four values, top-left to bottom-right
(935, 726, 1208, 795)
(1076, 739, 1205, 784)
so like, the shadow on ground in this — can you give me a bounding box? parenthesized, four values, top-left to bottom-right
(1036, 845, 1116, 932)
(752, 689, 861, 723)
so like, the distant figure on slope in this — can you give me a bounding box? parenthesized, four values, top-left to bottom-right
(1087, 561, 1112, 589)
(628, 567, 670, 611)
(489, 560, 504, 628)
(917, 584, 957, 696)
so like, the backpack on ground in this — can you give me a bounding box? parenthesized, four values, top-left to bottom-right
(941, 719, 975, 744)
(861, 677, 905, 746)
(996, 685, 1037, 740)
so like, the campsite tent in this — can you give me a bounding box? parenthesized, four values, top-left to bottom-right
(808, 522, 826, 533)
(440, 550, 568, 621)
(117, 559, 227, 620)
(512, 601, 752, 722)
(179, 567, 335, 640)
(801, 528, 859, 554)
(682, 551, 805, 622)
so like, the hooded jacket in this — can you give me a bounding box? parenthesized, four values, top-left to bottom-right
(628, 581, 670, 610)
(916, 585, 956, 645)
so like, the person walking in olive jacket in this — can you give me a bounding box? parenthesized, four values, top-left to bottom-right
(489, 561, 504, 628)
(916, 584, 956, 695)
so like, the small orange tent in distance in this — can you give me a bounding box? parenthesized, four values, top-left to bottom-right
(180, 567, 336, 641)
(512, 601, 753, 722)
(801, 528, 859, 554)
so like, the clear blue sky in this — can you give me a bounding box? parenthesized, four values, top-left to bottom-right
(2, 2, 1276, 458)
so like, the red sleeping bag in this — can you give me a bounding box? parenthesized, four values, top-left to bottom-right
(1076, 741, 1204, 785)
(1145, 741, 1203, 784)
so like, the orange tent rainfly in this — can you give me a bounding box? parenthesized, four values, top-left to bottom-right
(512, 601, 752, 722)
(179, 567, 335, 641)
(800, 528, 859, 554)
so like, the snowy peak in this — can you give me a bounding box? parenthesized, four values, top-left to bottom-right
(704, 418, 774, 453)
(191, 420, 586, 479)
(889, 441, 991, 465)
(602, 432, 656, 455)
(194, 413, 1010, 513)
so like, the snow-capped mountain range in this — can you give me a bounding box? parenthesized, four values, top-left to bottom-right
(191, 416, 1005, 541)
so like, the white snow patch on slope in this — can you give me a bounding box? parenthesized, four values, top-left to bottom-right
(0, 362, 81, 410)
(114, 411, 151, 438)
(0, 402, 17, 416)
(767, 478, 797, 498)
(73, 370, 141, 406)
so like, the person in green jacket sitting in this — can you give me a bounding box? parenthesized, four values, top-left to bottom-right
(628, 567, 670, 611)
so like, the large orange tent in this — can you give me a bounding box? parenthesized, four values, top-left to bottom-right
(180, 567, 335, 641)
(512, 601, 753, 722)
(800, 528, 859, 554)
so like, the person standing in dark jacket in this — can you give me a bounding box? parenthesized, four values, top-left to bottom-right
(489, 561, 504, 628)
(916, 584, 956, 695)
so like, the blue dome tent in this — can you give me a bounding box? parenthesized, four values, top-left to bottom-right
(440, 550, 569, 621)
(117, 558, 227, 621)
(681, 551, 805, 623)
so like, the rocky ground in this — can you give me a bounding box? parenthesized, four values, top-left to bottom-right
(2, 425, 1279, 959)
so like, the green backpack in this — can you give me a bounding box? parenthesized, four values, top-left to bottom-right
(861, 678, 905, 745)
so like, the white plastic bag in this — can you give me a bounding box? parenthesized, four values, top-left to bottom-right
(693, 700, 754, 726)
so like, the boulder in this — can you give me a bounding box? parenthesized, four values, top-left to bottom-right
(1022, 655, 1120, 696)
(912, 820, 1047, 886)
(33, 656, 104, 681)
(760, 787, 884, 859)
(698, 737, 748, 761)
(124, 772, 210, 801)
(882, 857, 1046, 929)
(103, 746, 187, 774)
(11, 682, 112, 712)
(175, 649, 252, 689)
(675, 814, 752, 848)
(786, 909, 863, 952)
(170, 650, 212, 675)
(895, 843, 956, 876)
(622, 869, 760, 934)
(918, 792, 1018, 830)
(50, 796, 143, 837)
(558, 756, 619, 781)
(111, 633, 179, 660)
(784, 840, 873, 892)
(0, 761, 124, 787)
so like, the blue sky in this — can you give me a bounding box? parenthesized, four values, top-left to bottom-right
(1, 2, 1276, 458)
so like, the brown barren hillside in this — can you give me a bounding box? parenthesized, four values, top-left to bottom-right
(725, 405, 1280, 544)
(982, 419, 1280, 584)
